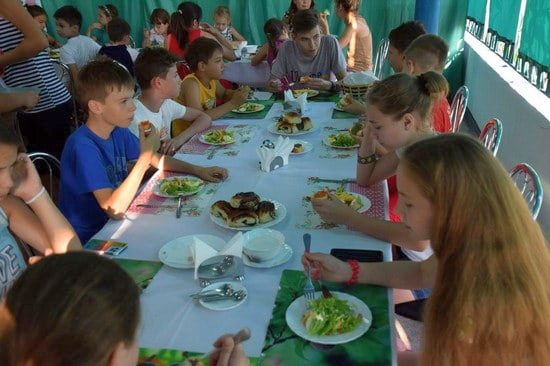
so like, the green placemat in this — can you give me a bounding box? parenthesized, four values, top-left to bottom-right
(273, 91, 340, 103)
(332, 109, 358, 119)
(112, 258, 163, 290)
(139, 347, 260, 365)
(261, 270, 392, 366)
(223, 100, 276, 119)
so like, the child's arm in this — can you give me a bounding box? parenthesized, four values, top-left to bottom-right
(6, 154, 81, 253)
(230, 27, 246, 42)
(150, 154, 228, 183)
(93, 126, 160, 220)
(160, 107, 212, 155)
(337, 24, 354, 49)
(0, 0, 48, 68)
(86, 22, 102, 40)
(319, 13, 330, 35)
(0, 91, 39, 113)
(356, 125, 399, 186)
(46, 33, 61, 48)
(142, 29, 151, 48)
(343, 99, 367, 115)
(250, 44, 268, 66)
(200, 24, 236, 61)
(67, 64, 79, 90)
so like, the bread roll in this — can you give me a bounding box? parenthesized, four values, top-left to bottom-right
(300, 117, 312, 131)
(229, 192, 261, 210)
(227, 210, 259, 227)
(292, 143, 304, 153)
(277, 121, 298, 134)
(282, 111, 301, 125)
(257, 201, 276, 223)
(210, 200, 233, 220)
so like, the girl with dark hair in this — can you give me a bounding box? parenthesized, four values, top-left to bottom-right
(166, 1, 235, 66)
(87, 4, 119, 45)
(282, 0, 329, 34)
(251, 18, 289, 67)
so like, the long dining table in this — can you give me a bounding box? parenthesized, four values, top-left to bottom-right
(93, 97, 395, 365)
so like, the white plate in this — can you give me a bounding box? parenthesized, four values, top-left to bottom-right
(286, 291, 372, 345)
(323, 136, 360, 149)
(198, 132, 236, 146)
(231, 103, 265, 114)
(243, 243, 293, 268)
(292, 89, 320, 98)
(158, 234, 226, 269)
(290, 140, 313, 155)
(199, 281, 247, 311)
(209, 199, 287, 231)
(268, 122, 318, 136)
(152, 176, 205, 198)
(310, 191, 371, 213)
(333, 106, 345, 112)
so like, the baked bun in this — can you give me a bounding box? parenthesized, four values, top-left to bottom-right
(299, 76, 310, 83)
(312, 190, 329, 200)
(277, 121, 298, 134)
(300, 117, 312, 131)
(292, 143, 304, 153)
(257, 201, 276, 223)
(229, 192, 261, 210)
(140, 121, 152, 136)
(227, 210, 259, 227)
(210, 200, 233, 220)
(282, 111, 302, 125)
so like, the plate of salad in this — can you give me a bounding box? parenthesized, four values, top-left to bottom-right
(231, 102, 265, 114)
(199, 129, 236, 145)
(152, 176, 205, 198)
(324, 132, 360, 149)
(286, 291, 372, 345)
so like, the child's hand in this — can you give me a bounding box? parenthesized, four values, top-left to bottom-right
(199, 22, 218, 35)
(18, 91, 39, 111)
(301, 77, 331, 91)
(361, 123, 377, 153)
(139, 124, 160, 159)
(11, 153, 43, 203)
(159, 135, 187, 156)
(88, 22, 102, 31)
(230, 88, 249, 107)
(196, 166, 228, 182)
(267, 79, 282, 93)
(143, 28, 150, 38)
(311, 193, 355, 225)
(343, 98, 367, 115)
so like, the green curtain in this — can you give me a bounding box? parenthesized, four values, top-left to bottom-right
(468, 0, 488, 22)
(489, 0, 522, 41)
(519, 0, 550, 67)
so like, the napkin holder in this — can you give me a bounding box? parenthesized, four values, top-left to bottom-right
(257, 136, 293, 172)
(197, 255, 245, 287)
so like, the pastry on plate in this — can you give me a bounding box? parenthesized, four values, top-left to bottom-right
(227, 210, 259, 227)
(292, 143, 304, 153)
(257, 201, 276, 223)
(229, 192, 261, 210)
(210, 200, 233, 221)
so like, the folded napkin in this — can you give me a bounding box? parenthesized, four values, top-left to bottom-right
(284, 89, 308, 113)
(193, 232, 243, 279)
(257, 136, 294, 172)
(251, 91, 273, 101)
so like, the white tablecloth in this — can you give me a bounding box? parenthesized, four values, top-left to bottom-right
(94, 101, 394, 359)
(222, 60, 270, 88)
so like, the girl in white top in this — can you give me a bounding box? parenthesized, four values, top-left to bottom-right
(0, 123, 81, 298)
(142, 8, 170, 48)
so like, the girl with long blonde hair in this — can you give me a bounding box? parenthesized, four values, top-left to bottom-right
(304, 134, 550, 365)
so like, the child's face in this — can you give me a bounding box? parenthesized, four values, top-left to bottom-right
(388, 45, 404, 73)
(365, 104, 412, 151)
(95, 86, 136, 128)
(395, 165, 433, 241)
(55, 19, 77, 38)
(34, 14, 48, 29)
(293, 26, 321, 58)
(202, 50, 225, 79)
(158, 65, 181, 98)
(279, 29, 289, 40)
(0, 144, 18, 200)
(214, 15, 229, 32)
(293, 0, 312, 10)
(153, 19, 169, 35)
(98, 9, 111, 25)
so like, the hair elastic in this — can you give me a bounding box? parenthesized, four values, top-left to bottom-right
(25, 186, 46, 205)
(101, 5, 111, 18)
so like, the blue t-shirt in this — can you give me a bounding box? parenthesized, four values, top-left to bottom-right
(59, 126, 140, 242)
(0, 207, 26, 299)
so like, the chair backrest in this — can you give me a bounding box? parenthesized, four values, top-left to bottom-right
(373, 38, 389, 80)
(176, 60, 192, 80)
(510, 163, 544, 219)
(450, 85, 469, 132)
(50, 59, 81, 129)
(478, 118, 503, 156)
(28, 152, 61, 203)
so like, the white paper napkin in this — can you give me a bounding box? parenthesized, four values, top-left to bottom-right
(251, 91, 273, 101)
(257, 136, 293, 172)
(284, 89, 308, 113)
(193, 233, 243, 279)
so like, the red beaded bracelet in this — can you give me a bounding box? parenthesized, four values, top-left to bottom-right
(345, 259, 360, 286)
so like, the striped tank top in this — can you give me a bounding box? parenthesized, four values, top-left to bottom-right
(0, 17, 71, 113)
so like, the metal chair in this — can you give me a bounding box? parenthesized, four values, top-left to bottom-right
(28, 152, 61, 203)
(450, 85, 469, 132)
(373, 38, 389, 80)
(510, 163, 544, 219)
(50, 59, 80, 129)
(478, 118, 503, 156)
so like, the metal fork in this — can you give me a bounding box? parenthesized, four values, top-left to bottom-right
(302, 233, 315, 301)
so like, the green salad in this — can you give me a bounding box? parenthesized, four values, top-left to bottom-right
(159, 177, 202, 196)
(302, 297, 363, 336)
(236, 102, 261, 112)
(203, 130, 235, 144)
(328, 133, 357, 147)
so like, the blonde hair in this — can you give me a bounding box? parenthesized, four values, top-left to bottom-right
(404, 34, 449, 72)
(213, 5, 231, 21)
(366, 71, 449, 131)
(401, 134, 550, 365)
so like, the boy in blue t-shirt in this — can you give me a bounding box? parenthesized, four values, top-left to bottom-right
(59, 58, 228, 242)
